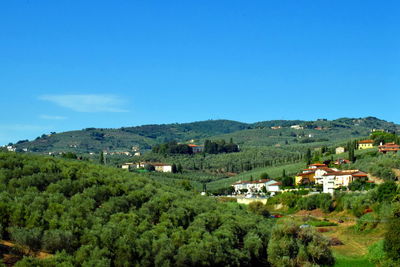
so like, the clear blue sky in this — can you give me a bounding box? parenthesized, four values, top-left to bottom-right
(1, 0, 399, 145)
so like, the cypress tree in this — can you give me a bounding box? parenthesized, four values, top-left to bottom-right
(99, 151, 104, 165)
(305, 148, 312, 165)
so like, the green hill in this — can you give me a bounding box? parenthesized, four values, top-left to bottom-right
(12, 117, 400, 153)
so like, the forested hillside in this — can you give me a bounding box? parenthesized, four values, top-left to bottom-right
(0, 152, 277, 266)
(11, 117, 400, 153)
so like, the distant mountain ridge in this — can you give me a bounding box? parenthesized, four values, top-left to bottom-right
(13, 117, 400, 153)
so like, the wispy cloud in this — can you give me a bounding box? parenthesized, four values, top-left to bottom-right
(39, 94, 128, 113)
(39, 114, 67, 120)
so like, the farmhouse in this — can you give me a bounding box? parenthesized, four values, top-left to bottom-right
(379, 142, 400, 154)
(121, 162, 135, 170)
(135, 162, 173, 173)
(188, 144, 205, 153)
(358, 140, 374, 150)
(290, 125, 304, 130)
(335, 146, 345, 154)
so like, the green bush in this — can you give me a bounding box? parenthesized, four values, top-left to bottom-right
(267, 220, 334, 266)
(296, 193, 333, 212)
(367, 240, 386, 265)
(354, 213, 379, 232)
(248, 201, 270, 217)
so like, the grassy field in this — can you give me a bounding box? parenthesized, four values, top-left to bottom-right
(333, 254, 375, 267)
(288, 209, 385, 267)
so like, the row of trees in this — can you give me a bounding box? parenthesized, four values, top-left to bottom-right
(152, 141, 193, 155)
(204, 139, 239, 154)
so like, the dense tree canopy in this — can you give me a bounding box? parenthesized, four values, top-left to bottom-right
(0, 152, 275, 266)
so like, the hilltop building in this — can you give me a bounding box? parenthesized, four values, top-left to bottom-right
(290, 125, 304, 130)
(358, 140, 374, 150)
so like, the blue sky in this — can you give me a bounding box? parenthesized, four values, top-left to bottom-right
(1, 0, 399, 145)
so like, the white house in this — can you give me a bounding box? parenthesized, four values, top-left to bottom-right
(121, 162, 135, 170)
(290, 125, 304, 130)
(6, 146, 16, 152)
(335, 147, 345, 154)
(322, 170, 368, 194)
(314, 167, 337, 185)
(153, 163, 172, 173)
(134, 162, 173, 173)
(232, 179, 281, 194)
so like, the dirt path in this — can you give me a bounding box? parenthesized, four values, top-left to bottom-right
(1, 240, 52, 266)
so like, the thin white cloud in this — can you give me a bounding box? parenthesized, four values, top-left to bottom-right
(39, 114, 67, 120)
(39, 94, 128, 113)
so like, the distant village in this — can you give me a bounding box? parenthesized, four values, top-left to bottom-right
(230, 138, 399, 198)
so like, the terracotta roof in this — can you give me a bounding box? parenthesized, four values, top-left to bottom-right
(269, 182, 282, 186)
(379, 143, 400, 149)
(323, 171, 354, 176)
(297, 171, 315, 176)
(309, 163, 327, 167)
(323, 170, 368, 177)
(352, 171, 368, 177)
(359, 139, 374, 144)
(188, 144, 204, 147)
(233, 179, 273, 185)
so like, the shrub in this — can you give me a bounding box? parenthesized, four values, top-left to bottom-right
(267, 220, 334, 266)
(368, 240, 386, 264)
(384, 203, 400, 262)
(354, 213, 379, 232)
(248, 201, 270, 217)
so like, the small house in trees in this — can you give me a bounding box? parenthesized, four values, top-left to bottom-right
(121, 162, 135, 170)
(379, 142, 400, 154)
(358, 140, 374, 150)
(135, 162, 172, 173)
(335, 147, 345, 154)
(188, 144, 204, 153)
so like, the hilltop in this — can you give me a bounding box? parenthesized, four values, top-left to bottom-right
(12, 117, 400, 154)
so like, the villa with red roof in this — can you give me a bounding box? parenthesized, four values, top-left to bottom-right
(379, 142, 400, 154)
(323, 170, 369, 194)
(358, 139, 374, 150)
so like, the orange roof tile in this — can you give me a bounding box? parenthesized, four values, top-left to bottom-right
(359, 139, 374, 144)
